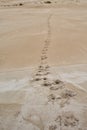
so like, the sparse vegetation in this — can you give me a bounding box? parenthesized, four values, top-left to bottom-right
(44, 1, 52, 4)
(19, 3, 23, 6)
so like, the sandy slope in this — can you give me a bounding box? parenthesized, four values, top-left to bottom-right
(0, 0, 87, 130)
(0, 4, 87, 70)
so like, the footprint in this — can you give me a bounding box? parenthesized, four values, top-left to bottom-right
(55, 111, 79, 128)
(50, 79, 64, 90)
(49, 125, 57, 130)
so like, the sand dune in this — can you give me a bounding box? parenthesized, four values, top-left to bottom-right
(0, 0, 87, 130)
(0, 2, 87, 70)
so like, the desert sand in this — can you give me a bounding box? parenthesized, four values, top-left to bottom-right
(0, 0, 87, 130)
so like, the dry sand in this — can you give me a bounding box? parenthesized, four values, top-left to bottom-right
(0, 0, 87, 130)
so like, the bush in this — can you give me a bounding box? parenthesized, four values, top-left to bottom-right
(19, 3, 23, 6)
(44, 1, 51, 4)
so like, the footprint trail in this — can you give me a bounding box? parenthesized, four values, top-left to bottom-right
(13, 12, 85, 130)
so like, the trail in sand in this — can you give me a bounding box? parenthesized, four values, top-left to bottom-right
(11, 10, 85, 130)
(0, 1, 87, 130)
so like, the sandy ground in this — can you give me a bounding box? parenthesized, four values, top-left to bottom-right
(0, 0, 87, 130)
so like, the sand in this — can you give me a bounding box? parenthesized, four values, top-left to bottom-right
(0, 0, 87, 130)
